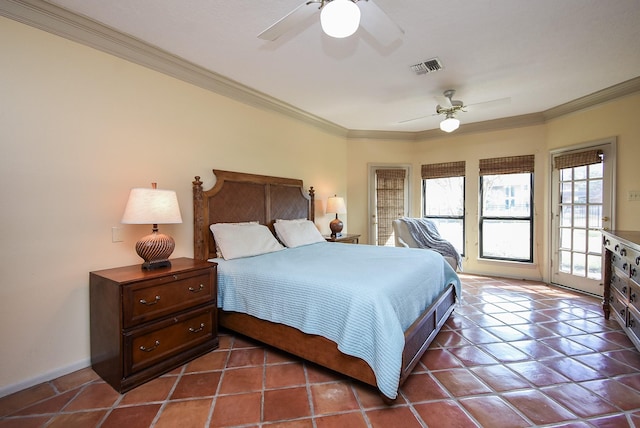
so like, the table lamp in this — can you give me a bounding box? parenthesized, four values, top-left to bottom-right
(326, 195, 346, 238)
(121, 183, 182, 269)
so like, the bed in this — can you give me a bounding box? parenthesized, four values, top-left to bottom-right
(192, 169, 460, 401)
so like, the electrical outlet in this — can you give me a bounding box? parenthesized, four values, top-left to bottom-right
(112, 226, 123, 242)
(628, 190, 640, 202)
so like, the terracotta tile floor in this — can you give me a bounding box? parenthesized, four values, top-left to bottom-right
(2, 274, 640, 427)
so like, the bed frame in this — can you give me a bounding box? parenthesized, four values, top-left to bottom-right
(192, 169, 456, 401)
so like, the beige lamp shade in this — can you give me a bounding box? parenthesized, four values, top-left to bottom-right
(121, 183, 182, 270)
(326, 196, 346, 215)
(121, 187, 182, 225)
(326, 195, 346, 237)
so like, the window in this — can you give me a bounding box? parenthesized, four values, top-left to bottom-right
(479, 155, 534, 262)
(421, 161, 465, 255)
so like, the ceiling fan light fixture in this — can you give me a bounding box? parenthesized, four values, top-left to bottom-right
(320, 0, 361, 38)
(440, 115, 460, 133)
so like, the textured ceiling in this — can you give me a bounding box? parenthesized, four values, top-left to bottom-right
(37, 0, 640, 132)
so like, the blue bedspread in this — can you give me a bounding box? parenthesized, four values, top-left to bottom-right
(212, 242, 460, 399)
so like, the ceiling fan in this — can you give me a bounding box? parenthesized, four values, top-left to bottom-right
(399, 90, 511, 132)
(258, 0, 403, 44)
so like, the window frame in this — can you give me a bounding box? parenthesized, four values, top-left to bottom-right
(479, 172, 534, 262)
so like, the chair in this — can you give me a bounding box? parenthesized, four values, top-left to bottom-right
(392, 218, 459, 271)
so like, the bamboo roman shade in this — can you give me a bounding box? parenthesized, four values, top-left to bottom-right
(421, 161, 466, 179)
(479, 154, 535, 176)
(376, 168, 406, 246)
(553, 149, 603, 169)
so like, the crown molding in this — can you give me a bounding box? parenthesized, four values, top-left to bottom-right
(2, 0, 638, 142)
(543, 75, 640, 121)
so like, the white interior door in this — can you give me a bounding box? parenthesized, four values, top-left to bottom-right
(550, 141, 615, 296)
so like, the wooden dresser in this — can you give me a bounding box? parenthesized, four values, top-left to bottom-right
(90, 257, 218, 392)
(602, 230, 640, 351)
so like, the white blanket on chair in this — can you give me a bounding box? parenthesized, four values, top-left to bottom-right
(400, 217, 462, 271)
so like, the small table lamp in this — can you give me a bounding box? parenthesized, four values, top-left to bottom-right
(326, 195, 346, 238)
(121, 183, 182, 270)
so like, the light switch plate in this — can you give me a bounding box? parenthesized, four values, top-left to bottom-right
(628, 190, 640, 202)
(112, 226, 123, 242)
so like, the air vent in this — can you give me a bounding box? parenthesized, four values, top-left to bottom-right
(410, 58, 443, 75)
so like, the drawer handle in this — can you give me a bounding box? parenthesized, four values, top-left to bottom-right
(188, 284, 205, 293)
(631, 318, 636, 328)
(140, 340, 160, 352)
(623, 286, 628, 295)
(620, 309, 626, 317)
(139, 296, 161, 306)
(621, 248, 627, 257)
(189, 323, 205, 333)
(604, 238, 610, 246)
(631, 293, 637, 302)
(632, 267, 637, 277)
(615, 244, 620, 252)
(636, 256, 640, 266)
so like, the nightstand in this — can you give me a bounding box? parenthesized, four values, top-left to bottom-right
(90, 257, 218, 393)
(325, 234, 360, 244)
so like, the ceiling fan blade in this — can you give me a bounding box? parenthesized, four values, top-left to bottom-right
(258, 2, 321, 41)
(435, 94, 453, 109)
(464, 97, 511, 111)
(398, 112, 438, 124)
(358, 0, 404, 45)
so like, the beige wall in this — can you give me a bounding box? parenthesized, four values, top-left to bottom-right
(0, 18, 347, 394)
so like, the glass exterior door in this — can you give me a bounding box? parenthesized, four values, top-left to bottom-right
(551, 143, 614, 296)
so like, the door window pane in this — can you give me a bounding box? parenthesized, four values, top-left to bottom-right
(560, 250, 572, 273)
(573, 229, 586, 253)
(589, 180, 603, 203)
(588, 205, 602, 229)
(587, 255, 601, 279)
(573, 181, 587, 203)
(588, 230, 602, 254)
(560, 205, 572, 227)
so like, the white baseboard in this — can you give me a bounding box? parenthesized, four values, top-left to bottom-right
(0, 358, 91, 399)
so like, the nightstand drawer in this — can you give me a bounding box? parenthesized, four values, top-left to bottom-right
(125, 305, 215, 376)
(123, 269, 215, 328)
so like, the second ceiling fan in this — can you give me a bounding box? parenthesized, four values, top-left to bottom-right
(400, 90, 511, 133)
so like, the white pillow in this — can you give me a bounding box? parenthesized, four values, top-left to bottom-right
(276, 218, 307, 223)
(210, 223, 284, 260)
(274, 219, 326, 248)
(212, 222, 258, 258)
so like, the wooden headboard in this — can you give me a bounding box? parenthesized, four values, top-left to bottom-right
(193, 169, 315, 261)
